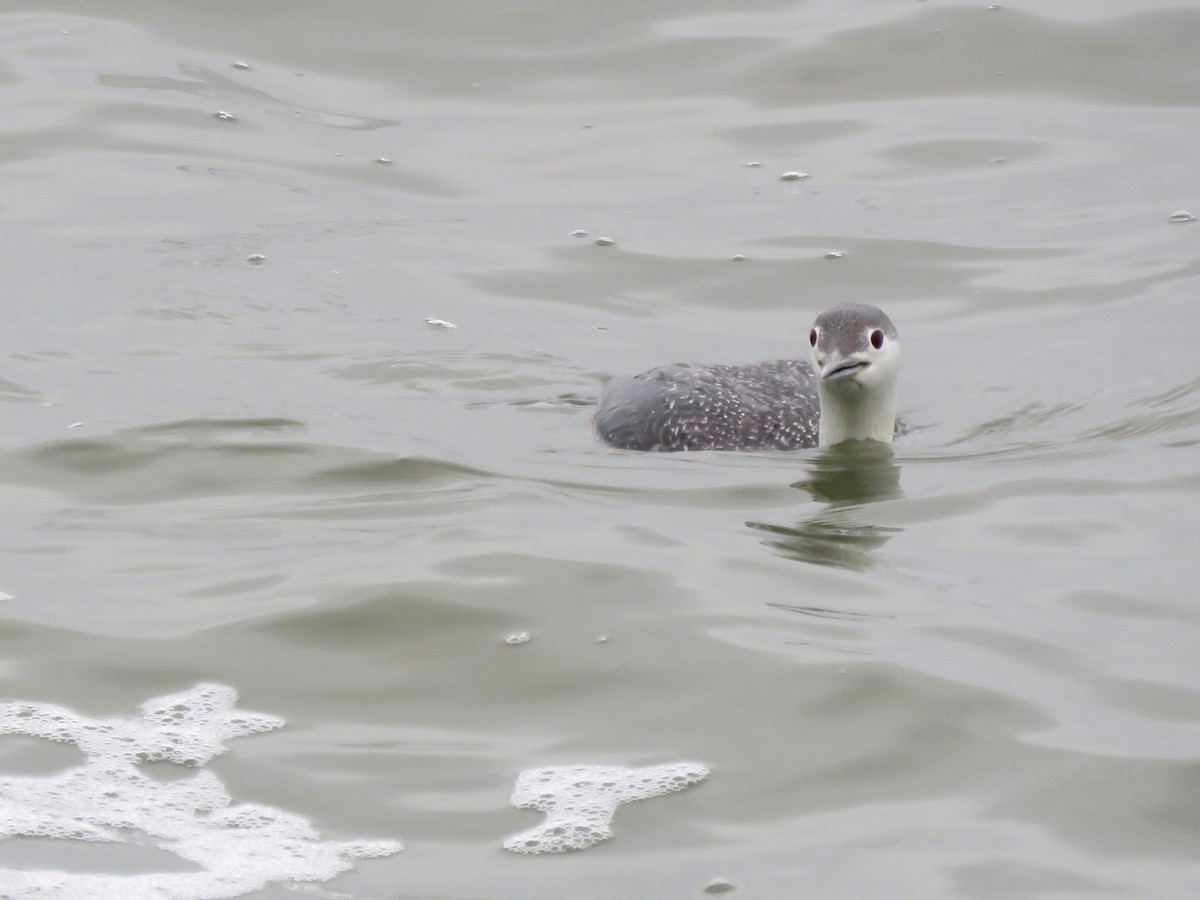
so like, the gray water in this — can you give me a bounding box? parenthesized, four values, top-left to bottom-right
(1, 1, 1199, 897)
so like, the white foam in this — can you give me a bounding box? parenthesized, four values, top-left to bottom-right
(503, 762, 709, 853)
(0, 683, 401, 899)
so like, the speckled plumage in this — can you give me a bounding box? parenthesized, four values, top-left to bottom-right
(595, 359, 823, 451)
(594, 304, 901, 452)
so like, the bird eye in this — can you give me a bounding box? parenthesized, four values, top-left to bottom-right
(809, 328, 818, 347)
(870, 329, 885, 350)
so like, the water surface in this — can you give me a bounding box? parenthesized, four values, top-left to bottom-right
(1, 1, 1199, 897)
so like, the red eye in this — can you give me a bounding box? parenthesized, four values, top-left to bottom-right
(809, 328, 818, 347)
(870, 329, 884, 350)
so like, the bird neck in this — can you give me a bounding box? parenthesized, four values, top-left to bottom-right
(817, 379, 897, 448)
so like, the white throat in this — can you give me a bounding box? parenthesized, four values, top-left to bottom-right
(816, 370, 898, 448)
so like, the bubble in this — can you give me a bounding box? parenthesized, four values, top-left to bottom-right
(503, 762, 708, 854)
(1168, 210, 1196, 223)
(570, 229, 589, 238)
(594, 237, 615, 247)
(824, 251, 844, 259)
(374, 157, 393, 165)
(731, 254, 747, 262)
(779, 171, 809, 181)
(231, 61, 250, 70)
(245, 254, 266, 265)
(424, 318, 457, 329)
(705, 878, 736, 893)
(504, 632, 531, 645)
(744, 161, 761, 168)
(0, 684, 402, 898)
(213, 111, 237, 122)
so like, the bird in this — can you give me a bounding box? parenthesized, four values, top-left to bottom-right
(593, 304, 900, 451)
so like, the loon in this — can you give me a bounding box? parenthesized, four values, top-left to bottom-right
(594, 304, 900, 451)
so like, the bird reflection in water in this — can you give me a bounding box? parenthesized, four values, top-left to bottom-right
(747, 441, 902, 571)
